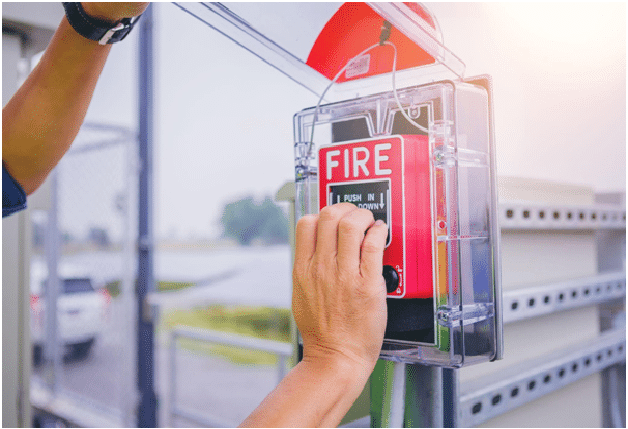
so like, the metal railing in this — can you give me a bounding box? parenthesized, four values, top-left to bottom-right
(167, 326, 293, 427)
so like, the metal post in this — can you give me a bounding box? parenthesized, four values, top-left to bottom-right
(596, 192, 626, 428)
(168, 332, 178, 428)
(44, 169, 61, 394)
(370, 360, 407, 428)
(389, 363, 407, 427)
(277, 355, 287, 385)
(121, 137, 139, 427)
(442, 367, 459, 427)
(404, 364, 444, 427)
(137, 4, 157, 427)
(370, 360, 394, 427)
(372, 361, 445, 428)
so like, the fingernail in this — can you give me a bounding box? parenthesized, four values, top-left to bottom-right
(375, 220, 385, 226)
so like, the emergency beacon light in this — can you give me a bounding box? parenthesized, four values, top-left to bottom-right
(293, 3, 502, 368)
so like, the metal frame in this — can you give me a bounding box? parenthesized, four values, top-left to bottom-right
(502, 272, 625, 324)
(446, 199, 626, 428)
(458, 327, 626, 427)
(167, 327, 292, 428)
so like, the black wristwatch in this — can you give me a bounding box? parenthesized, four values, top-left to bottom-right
(62, 2, 142, 45)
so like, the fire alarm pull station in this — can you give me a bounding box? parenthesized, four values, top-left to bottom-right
(294, 3, 502, 367)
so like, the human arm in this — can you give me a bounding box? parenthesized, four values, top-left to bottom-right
(240, 203, 389, 427)
(1, 2, 148, 195)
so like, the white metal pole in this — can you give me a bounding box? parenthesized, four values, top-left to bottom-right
(121, 137, 139, 427)
(388, 362, 406, 427)
(44, 169, 61, 394)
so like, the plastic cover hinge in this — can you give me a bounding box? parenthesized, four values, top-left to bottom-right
(437, 303, 495, 327)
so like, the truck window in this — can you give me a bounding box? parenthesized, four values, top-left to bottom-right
(63, 278, 94, 294)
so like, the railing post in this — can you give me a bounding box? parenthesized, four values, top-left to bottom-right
(277, 354, 287, 385)
(168, 331, 178, 428)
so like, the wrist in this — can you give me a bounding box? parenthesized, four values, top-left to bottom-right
(80, 3, 123, 24)
(300, 352, 374, 397)
(62, 2, 143, 45)
(301, 339, 380, 377)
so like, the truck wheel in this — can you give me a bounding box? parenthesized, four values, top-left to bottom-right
(33, 345, 44, 366)
(73, 338, 95, 360)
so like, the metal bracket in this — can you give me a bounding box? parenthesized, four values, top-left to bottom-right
(458, 328, 626, 427)
(503, 272, 626, 324)
(499, 201, 626, 230)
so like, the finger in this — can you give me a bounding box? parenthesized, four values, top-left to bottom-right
(360, 220, 389, 280)
(294, 214, 318, 266)
(315, 203, 359, 262)
(336, 208, 375, 272)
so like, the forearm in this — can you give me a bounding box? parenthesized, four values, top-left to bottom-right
(239, 358, 372, 428)
(2, 16, 112, 194)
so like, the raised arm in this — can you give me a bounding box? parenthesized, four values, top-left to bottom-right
(2, 2, 148, 195)
(240, 203, 389, 427)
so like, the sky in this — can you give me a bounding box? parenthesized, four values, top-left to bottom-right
(61, 2, 626, 241)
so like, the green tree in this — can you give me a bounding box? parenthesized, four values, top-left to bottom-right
(220, 196, 288, 246)
(258, 198, 289, 245)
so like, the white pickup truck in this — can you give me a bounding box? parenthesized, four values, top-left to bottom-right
(30, 261, 110, 364)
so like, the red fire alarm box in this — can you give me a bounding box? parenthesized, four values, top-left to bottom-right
(319, 134, 433, 299)
(294, 77, 502, 367)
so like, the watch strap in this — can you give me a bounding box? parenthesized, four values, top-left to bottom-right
(62, 2, 140, 45)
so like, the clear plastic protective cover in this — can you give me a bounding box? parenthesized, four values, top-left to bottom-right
(294, 80, 501, 367)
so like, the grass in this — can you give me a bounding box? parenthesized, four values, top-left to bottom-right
(104, 280, 292, 365)
(158, 280, 196, 292)
(104, 279, 195, 297)
(161, 305, 292, 366)
(176, 339, 281, 366)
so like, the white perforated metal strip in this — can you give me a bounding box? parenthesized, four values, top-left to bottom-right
(503, 272, 626, 324)
(459, 328, 626, 427)
(499, 201, 626, 230)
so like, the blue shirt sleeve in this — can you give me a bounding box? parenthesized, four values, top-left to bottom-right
(3, 164, 27, 217)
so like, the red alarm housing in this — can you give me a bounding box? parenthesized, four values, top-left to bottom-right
(318, 135, 433, 298)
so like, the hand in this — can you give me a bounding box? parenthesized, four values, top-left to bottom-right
(81, 2, 149, 24)
(240, 205, 388, 427)
(292, 203, 389, 376)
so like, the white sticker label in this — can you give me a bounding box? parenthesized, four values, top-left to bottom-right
(345, 54, 370, 78)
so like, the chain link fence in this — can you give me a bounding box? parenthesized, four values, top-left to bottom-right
(30, 122, 139, 427)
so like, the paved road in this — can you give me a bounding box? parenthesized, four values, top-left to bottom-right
(165, 347, 281, 427)
(32, 299, 284, 427)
